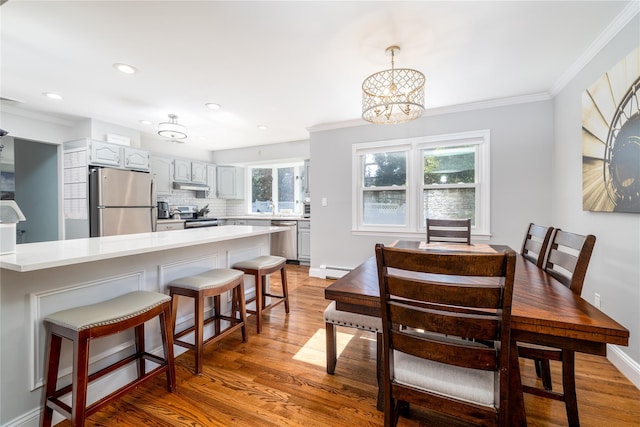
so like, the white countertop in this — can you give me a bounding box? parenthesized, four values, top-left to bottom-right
(0, 225, 285, 273)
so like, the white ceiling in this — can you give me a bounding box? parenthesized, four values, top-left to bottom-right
(0, 1, 634, 151)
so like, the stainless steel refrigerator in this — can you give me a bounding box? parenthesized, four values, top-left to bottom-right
(89, 167, 156, 237)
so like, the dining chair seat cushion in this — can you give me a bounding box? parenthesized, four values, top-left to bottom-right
(233, 255, 286, 270)
(394, 350, 497, 407)
(170, 268, 244, 291)
(324, 301, 381, 332)
(44, 291, 171, 331)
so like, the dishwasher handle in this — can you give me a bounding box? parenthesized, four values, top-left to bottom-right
(271, 221, 298, 226)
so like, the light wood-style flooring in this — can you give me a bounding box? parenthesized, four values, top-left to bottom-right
(58, 265, 639, 426)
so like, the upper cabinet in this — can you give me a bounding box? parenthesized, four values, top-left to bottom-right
(123, 147, 150, 171)
(149, 156, 173, 196)
(65, 139, 150, 172)
(191, 161, 207, 184)
(217, 166, 244, 199)
(90, 141, 120, 167)
(174, 159, 207, 184)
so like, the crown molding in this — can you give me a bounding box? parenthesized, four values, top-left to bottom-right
(307, 92, 551, 134)
(0, 103, 78, 127)
(549, 1, 640, 96)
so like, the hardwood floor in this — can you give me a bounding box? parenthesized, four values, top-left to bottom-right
(58, 265, 639, 426)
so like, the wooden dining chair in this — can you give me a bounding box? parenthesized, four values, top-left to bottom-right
(520, 223, 554, 268)
(426, 218, 471, 243)
(375, 243, 516, 427)
(518, 229, 596, 427)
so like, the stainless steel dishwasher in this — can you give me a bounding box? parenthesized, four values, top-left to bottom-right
(270, 220, 298, 261)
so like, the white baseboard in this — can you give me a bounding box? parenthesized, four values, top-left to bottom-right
(608, 344, 640, 389)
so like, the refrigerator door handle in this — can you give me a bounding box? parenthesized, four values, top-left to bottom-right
(150, 179, 157, 232)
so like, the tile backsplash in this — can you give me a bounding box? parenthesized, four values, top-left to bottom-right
(157, 189, 231, 217)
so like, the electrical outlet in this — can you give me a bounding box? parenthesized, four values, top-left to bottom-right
(594, 293, 601, 308)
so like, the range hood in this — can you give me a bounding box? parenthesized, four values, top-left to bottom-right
(173, 182, 210, 191)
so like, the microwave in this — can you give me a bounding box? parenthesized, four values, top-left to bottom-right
(302, 201, 310, 218)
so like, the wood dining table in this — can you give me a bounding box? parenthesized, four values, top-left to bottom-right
(323, 241, 630, 426)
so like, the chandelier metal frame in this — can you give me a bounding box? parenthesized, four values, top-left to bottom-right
(362, 46, 425, 124)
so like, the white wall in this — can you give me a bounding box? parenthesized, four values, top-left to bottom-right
(211, 139, 309, 165)
(309, 100, 554, 272)
(552, 16, 640, 366)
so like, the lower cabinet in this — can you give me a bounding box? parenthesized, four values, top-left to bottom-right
(298, 221, 310, 263)
(156, 221, 185, 231)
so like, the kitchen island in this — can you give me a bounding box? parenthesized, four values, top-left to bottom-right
(0, 225, 284, 426)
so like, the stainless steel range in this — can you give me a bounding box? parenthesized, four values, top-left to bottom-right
(171, 205, 218, 229)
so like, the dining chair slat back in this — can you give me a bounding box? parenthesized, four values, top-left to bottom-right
(519, 228, 596, 427)
(426, 218, 471, 244)
(543, 229, 596, 295)
(520, 223, 554, 268)
(375, 243, 516, 427)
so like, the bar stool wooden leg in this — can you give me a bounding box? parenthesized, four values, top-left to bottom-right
(73, 334, 90, 427)
(135, 324, 145, 378)
(194, 291, 205, 375)
(280, 266, 290, 313)
(159, 304, 176, 392)
(255, 274, 264, 333)
(41, 332, 62, 427)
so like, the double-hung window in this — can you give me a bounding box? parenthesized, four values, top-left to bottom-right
(353, 130, 490, 238)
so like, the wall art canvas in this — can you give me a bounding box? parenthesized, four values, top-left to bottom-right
(582, 46, 639, 213)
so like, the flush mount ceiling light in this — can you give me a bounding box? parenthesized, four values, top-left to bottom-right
(158, 114, 187, 140)
(43, 92, 63, 100)
(362, 45, 425, 124)
(113, 63, 137, 74)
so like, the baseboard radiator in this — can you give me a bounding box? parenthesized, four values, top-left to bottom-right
(317, 264, 353, 279)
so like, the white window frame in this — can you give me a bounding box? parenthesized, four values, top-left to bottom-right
(247, 161, 304, 215)
(352, 130, 491, 239)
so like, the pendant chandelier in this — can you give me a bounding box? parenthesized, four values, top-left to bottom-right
(158, 114, 187, 140)
(362, 46, 425, 124)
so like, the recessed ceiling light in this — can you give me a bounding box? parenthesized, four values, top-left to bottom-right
(113, 63, 137, 74)
(43, 92, 63, 100)
(205, 103, 221, 110)
(139, 120, 153, 125)
(257, 125, 268, 130)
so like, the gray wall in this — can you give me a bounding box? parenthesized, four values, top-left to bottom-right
(309, 100, 554, 271)
(14, 139, 60, 243)
(552, 16, 640, 364)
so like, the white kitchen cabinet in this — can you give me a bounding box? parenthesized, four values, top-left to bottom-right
(156, 220, 185, 231)
(90, 140, 121, 167)
(206, 164, 216, 197)
(123, 147, 150, 171)
(174, 159, 191, 182)
(149, 156, 173, 196)
(191, 161, 207, 184)
(65, 138, 150, 171)
(174, 159, 208, 184)
(217, 166, 244, 199)
(298, 220, 310, 263)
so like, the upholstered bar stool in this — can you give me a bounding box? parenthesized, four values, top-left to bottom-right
(232, 255, 289, 333)
(41, 291, 175, 427)
(168, 268, 247, 374)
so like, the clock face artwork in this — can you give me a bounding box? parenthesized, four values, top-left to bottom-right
(582, 46, 640, 213)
